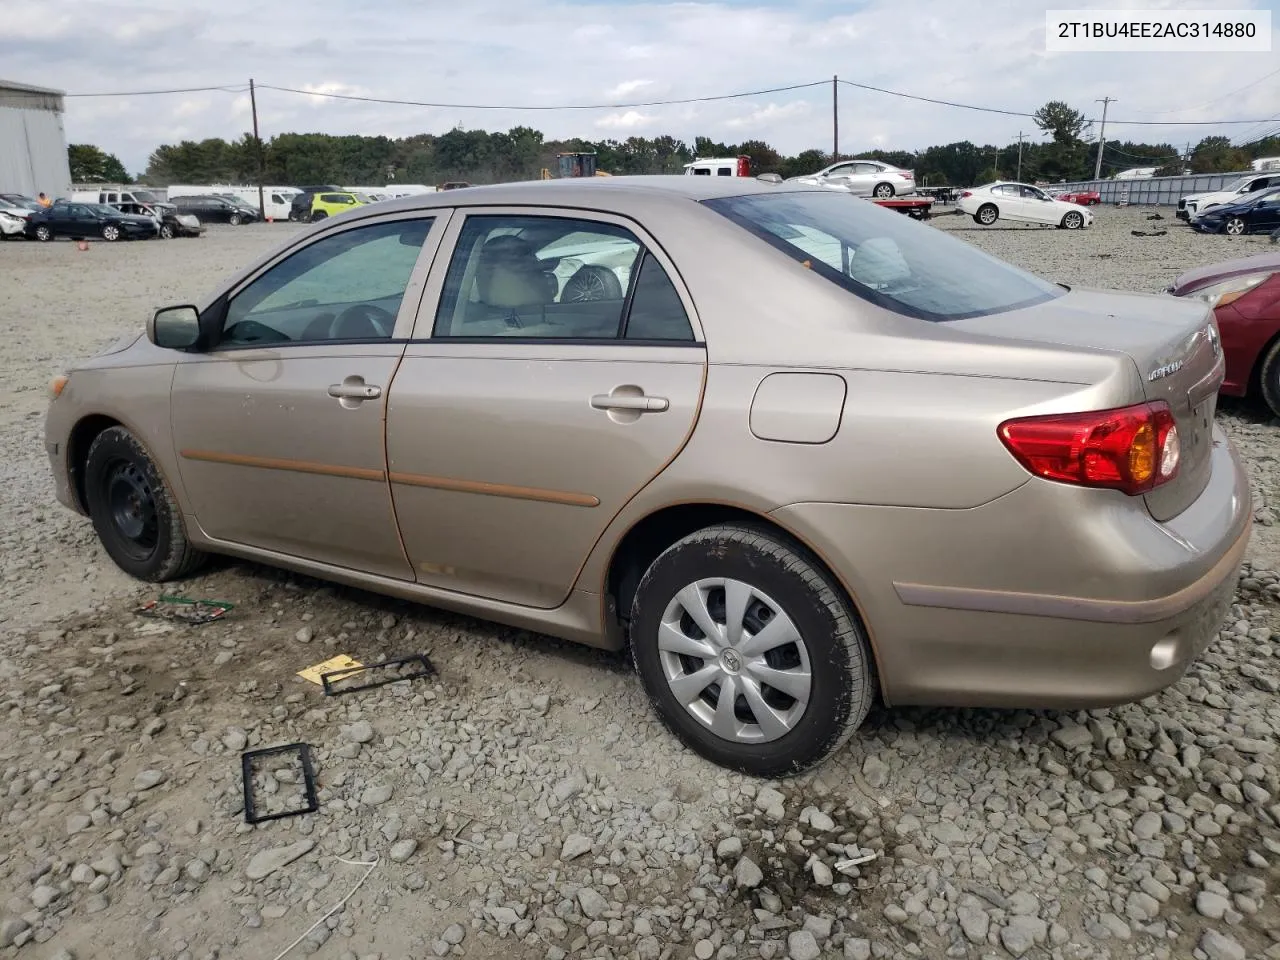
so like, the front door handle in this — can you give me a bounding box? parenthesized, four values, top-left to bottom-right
(328, 381, 381, 400)
(590, 393, 669, 412)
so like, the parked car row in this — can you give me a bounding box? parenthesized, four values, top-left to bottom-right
(0, 192, 208, 242)
(1183, 184, 1280, 237)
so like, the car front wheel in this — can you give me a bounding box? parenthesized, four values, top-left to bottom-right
(1224, 216, 1246, 236)
(35, 224, 52, 241)
(1061, 211, 1084, 230)
(102, 224, 120, 241)
(83, 426, 207, 581)
(629, 523, 875, 777)
(975, 203, 998, 225)
(159, 223, 175, 239)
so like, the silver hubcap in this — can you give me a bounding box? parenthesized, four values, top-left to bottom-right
(1067, 214, 1081, 228)
(1227, 220, 1243, 235)
(658, 578, 812, 744)
(980, 208, 995, 223)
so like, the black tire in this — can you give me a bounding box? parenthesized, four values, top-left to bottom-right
(228, 213, 242, 226)
(1061, 211, 1084, 230)
(159, 223, 175, 239)
(975, 203, 998, 226)
(1224, 216, 1246, 237)
(1258, 338, 1280, 419)
(562, 265, 624, 302)
(629, 523, 875, 777)
(83, 427, 207, 581)
(310, 211, 327, 222)
(35, 224, 52, 242)
(872, 182, 894, 199)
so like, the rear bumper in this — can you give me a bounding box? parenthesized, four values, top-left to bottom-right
(772, 426, 1251, 709)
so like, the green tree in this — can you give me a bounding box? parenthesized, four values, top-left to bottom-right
(1032, 100, 1089, 146)
(1190, 136, 1250, 174)
(68, 144, 131, 183)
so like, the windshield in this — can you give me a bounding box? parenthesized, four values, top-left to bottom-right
(1226, 177, 1253, 192)
(131, 190, 159, 203)
(88, 204, 123, 216)
(704, 190, 1064, 322)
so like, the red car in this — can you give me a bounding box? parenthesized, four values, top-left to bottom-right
(1168, 251, 1280, 414)
(1055, 190, 1101, 205)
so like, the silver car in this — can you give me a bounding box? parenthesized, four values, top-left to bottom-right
(45, 177, 1248, 777)
(788, 159, 917, 197)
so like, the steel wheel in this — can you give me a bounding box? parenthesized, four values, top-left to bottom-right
(1062, 211, 1084, 230)
(872, 182, 894, 198)
(1225, 217, 1246, 236)
(102, 459, 159, 563)
(102, 224, 120, 241)
(977, 204, 998, 225)
(658, 578, 812, 743)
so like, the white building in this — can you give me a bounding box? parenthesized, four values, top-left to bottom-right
(0, 79, 73, 199)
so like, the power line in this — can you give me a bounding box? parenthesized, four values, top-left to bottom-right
(63, 84, 247, 98)
(256, 80, 829, 110)
(1121, 66, 1280, 116)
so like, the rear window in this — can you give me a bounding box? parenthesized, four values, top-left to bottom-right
(704, 191, 1063, 322)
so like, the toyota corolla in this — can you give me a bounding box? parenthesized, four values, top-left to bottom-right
(45, 177, 1249, 776)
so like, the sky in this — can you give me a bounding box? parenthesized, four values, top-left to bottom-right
(1, 0, 1277, 175)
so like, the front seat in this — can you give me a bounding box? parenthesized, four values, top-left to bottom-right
(474, 235, 557, 319)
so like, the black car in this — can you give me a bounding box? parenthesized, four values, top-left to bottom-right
(169, 194, 261, 225)
(1193, 186, 1280, 236)
(24, 202, 158, 241)
(288, 185, 342, 222)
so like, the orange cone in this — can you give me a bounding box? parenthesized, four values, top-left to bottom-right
(76, 239, 88, 251)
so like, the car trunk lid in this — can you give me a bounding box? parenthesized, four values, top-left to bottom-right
(950, 287, 1223, 522)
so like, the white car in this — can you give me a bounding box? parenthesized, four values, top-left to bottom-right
(958, 182, 1094, 229)
(0, 198, 31, 238)
(787, 159, 916, 198)
(1178, 173, 1280, 222)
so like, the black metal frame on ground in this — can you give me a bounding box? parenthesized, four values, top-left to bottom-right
(241, 742, 319, 824)
(320, 653, 436, 697)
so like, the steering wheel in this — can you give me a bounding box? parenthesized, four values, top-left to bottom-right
(328, 303, 395, 340)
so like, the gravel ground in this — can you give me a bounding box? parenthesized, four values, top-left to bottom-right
(2, 207, 1280, 960)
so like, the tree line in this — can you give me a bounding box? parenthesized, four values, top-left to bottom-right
(68, 99, 1279, 188)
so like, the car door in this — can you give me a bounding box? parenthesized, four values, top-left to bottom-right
(385, 208, 707, 608)
(1020, 185, 1057, 224)
(819, 162, 858, 187)
(843, 163, 882, 196)
(1253, 193, 1280, 230)
(992, 185, 1029, 222)
(169, 212, 450, 578)
(62, 204, 96, 237)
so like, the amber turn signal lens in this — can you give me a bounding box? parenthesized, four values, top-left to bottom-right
(48, 374, 68, 400)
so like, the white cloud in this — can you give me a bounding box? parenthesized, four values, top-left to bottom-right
(596, 110, 656, 130)
(0, 0, 1273, 173)
(723, 101, 812, 130)
(606, 79, 654, 99)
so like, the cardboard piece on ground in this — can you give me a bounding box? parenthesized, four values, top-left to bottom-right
(298, 654, 362, 685)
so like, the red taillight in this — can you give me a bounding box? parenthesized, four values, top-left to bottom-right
(998, 401, 1180, 495)
(899, 171, 914, 179)
(737, 156, 750, 177)
(960, 190, 973, 198)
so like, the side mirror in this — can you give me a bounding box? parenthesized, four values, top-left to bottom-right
(148, 304, 201, 350)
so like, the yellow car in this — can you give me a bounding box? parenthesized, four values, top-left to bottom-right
(309, 191, 372, 221)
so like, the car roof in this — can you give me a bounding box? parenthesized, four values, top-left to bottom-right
(335, 175, 812, 221)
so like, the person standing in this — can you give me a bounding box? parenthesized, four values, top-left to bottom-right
(37, 192, 52, 208)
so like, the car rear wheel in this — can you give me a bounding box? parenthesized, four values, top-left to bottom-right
(1061, 211, 1085, 230)
(629, 523, 875, 777)
(83, 426, 207, 581)
(310, 211, 327, 221)
(976, 203, 998, 226)
(35, 224, 52, 241)
(1224, 217, 1246, 236)
(101, 224, 121, 241)
(872, 182, 895, 198)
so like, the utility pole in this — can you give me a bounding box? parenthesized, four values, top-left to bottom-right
(1094, 96, 1115, 181)
(1016, 131, 1026, 181)
(832, 75, 839, 163)
(249, 78, 265, 220)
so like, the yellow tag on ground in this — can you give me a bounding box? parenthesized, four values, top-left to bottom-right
(297, 654, 363, 685)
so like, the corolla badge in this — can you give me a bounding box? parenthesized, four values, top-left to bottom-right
(1148, 359, 1184, 382)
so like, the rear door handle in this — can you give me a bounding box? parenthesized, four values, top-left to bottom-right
(590, 394, 669, 412)
(328, 379, 382, 400)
